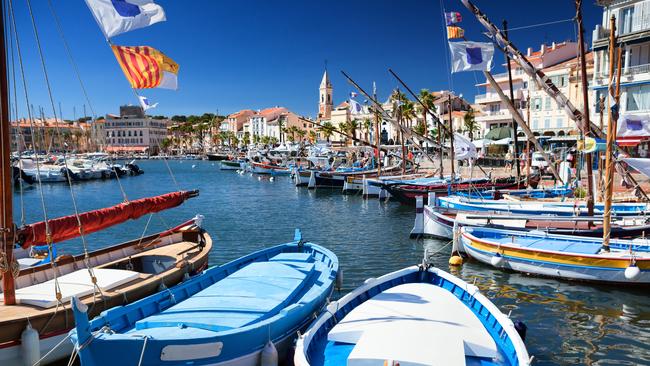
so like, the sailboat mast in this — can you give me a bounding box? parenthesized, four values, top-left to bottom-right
(0, 0, 16, 305)
(576, 0, 595, 217)
(448, 94, 455, 181)
(374, 86, 381, 177)
(503, 20, 520, 180)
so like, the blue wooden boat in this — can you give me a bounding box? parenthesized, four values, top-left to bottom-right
(295, 265, 530, 366)
(70, 230, 339, 366)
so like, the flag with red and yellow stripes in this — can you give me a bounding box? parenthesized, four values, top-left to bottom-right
(111, 45, 179, 90)
(447, 26, 465, 40)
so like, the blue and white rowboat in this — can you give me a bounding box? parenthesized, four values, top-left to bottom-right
(295, 265, 530, 366)
(70, 230, 339, 366)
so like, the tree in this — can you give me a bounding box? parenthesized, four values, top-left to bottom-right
(160, 137, 172, 152)
(413, 123, 427, 136)
(418, 89, 436, 136)
(363, 118, 372, 143)
(463, 108, 479, 140)
(269, 136, 279, 145)
(277, 117, 286, 143)
(401, 100, 416, 128)
(171, 115, 187, 123)
(296, 128, 306, 142)
(242, 132, 251, 146)
(347, 119, 359, 144)
(308, 130, 317, 143)
(260, 135, 271, 145)
(319, 121, 335, 142)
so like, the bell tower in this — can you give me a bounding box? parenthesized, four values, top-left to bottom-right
(318, 70, 333, 120)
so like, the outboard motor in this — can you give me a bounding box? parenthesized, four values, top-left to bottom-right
(60, 167, 80, 181)
(126, 163, 143, 176)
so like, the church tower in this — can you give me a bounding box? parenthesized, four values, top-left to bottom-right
(318, 70, 333, 120)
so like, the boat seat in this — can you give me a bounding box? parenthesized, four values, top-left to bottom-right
(269, 252, 316, 273)
(15, 268, 139, 308)
(516, 237, 601, 255)
(135, 261, 314, 332)
(327, 283, 497, 361)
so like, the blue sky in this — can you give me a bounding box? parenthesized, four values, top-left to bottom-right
(9, 0, 603, 120)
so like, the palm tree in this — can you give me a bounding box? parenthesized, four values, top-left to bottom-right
(363, 118, 372, 143)
(242, 132, 251, 146)
(463, 108, 479, 140)
(348, 119, 359, 145)
(296, 128, 306, 142)
(261, 135, 271, 145)
(269, 136, 279, 145)
(428, 128, 438, 140)
(418, 89, 436, 136)
(319, 122, 335, 142)
(277, 117, 286, 143)
(308, 130, 317, 143)
(401, 101, 416, 128)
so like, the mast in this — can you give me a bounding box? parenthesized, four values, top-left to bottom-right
(397, 89, 407, 175)
(373, 84, 381, 176)
(526, 94, 531, 180)
(576, 0, 595, 217)
(598, 95, 605, 201)
(602, 15, 619, 251)
(503, 20, 520, 179)
(448, 94, 455, 181)
(0, 0, 16, 305)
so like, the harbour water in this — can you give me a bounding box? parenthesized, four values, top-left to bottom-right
(18, 160, 650, 366)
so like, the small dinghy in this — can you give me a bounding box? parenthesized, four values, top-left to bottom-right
(71, 230, 339, 366)
(295, 265, 530, 366)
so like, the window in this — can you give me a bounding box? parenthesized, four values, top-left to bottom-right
(140, 130, 143, 136)
(128, 131, 132, 137)
(626, 85, 650, 111)
(533, 98, 542, 111)
(556, 118, 563, 128)
(620, 6, 635, 34)
(544, 97, 551, 110)
(523, 81, 528, 89)
(489, 104, 500, 113)
(544, 118, 550, 129)
(532, 119, 539, 129)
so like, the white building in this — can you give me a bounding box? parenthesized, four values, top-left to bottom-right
(592, 0, 650, 123)
(105, 106, 169, 154)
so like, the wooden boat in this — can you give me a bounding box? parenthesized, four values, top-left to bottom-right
(411, 202, 650, 240)
(219, 159, 246, 170)
(71, 230, 338, 366)
(294, 265, 530, 366)
(0, 204, 212, 365)
(305, 163, 405, 189)
(206, 153, 229, 161)
(438, 195, 650, 216)
(385, 176, 526, 205)
(459, 226, 650, 284)
(250, 161, 290, 175)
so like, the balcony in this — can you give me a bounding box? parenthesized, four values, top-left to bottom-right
(594, 62, 650, 83)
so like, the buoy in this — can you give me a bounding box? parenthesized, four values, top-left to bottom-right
(260, 341, 278, 366)
(625, 264, 641, 280)
(258, 176, 262, 181)
(270, 177, 275, 182)
(490, 253, 505, 267)
(21, 322, 40, 366)
(449, 255, 463, 266)
(192, 164, 197, 169)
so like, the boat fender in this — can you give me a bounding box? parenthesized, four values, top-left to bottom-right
(335, 270, 343, 292)
(490, 253, 505, 267)
(449, 255, 463, 266)
(269, 177, 274, 182)
(514, 320, 527, 342)
(260, 341, 278, 366)
(21, 322, 40, 366)
(624, 264, 641, 281)
(193, 214, 205, 228)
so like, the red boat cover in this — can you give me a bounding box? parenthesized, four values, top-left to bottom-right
(18, 191, 192, 248)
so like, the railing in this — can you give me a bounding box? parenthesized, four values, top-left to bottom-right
(594, 62, 650, 80)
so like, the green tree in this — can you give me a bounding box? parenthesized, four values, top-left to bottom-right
(160, 137, 172, 152)
(171, 115, 187, 123)
(270, 136, 279, 145)
(308, 130, 317, 143)
(242, 132, 251, 146)
(363, 118, 372, 142)
(319, 121, 336, 142)
(296, 128, 306, 142)
(261, 135, 271, 145)
(418, 89, 436, 136)
(463, 108, 479, 140)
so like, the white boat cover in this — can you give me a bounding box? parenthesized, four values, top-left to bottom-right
(624, 158, 650, 179)
(15, 268, 139, 308)
(329, 283, 497, 365)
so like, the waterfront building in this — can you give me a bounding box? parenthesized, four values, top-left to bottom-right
(225, 109, 256, 138)
(90, 118, 106, 150)
(11, 118, 89, 152)
(474, 42, 581, 139)
(318, 70, 333, 121)
(249, 107, 288, 139)
(104, 105, 169, 154)
(592, 0, 650, 153)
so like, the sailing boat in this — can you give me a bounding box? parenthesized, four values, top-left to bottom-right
(0, 1, 213, 365)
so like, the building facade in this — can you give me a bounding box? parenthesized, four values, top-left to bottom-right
(104, 105, 169, 154)
(225, 109, 256, 138)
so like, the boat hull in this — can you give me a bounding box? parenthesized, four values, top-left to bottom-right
(386, 177, 525, 205)
(219, 161, 244, 170)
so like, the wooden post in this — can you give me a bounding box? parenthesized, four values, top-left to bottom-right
(576, 0, 595, 217)
(0, 0, 16, 305)
(374, 87, 381, 176)
(603, 15, 619, 251)
(485, 71, 563, 183)
(526, 94, 531, 180)
(598, 95, 605, 201)
(503, 20, 520, 179)
(448, 94, 455, 182)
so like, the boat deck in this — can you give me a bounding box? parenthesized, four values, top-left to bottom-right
(0, 241, 200, 323)
(319, 283, 499, 366)
(126, 252, 321, 339)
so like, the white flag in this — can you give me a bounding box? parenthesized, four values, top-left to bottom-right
(454, 133, 477, 160)
(448, 41, 494, 73)
(84, 0, 166, 38)
(349, 99, 363, 115)
(138, 95, 158, 111)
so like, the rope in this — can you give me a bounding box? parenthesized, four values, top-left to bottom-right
(32, 333, 71, 366)
(137, 336, 149, 366)
(505, 18, 574, 32)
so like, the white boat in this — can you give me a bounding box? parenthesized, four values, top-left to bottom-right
(295, 265, 530, 366)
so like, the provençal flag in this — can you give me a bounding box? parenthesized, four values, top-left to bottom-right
(84, 0, 165, 38)
(448, 41, 494, 73)
(111, 45, 179, 90)
(447, 26, 464, 40)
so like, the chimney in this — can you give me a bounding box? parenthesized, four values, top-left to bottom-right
(527, 47, 532, 56)
(541, 44, 546, 54)
(552, 42, 556, 50)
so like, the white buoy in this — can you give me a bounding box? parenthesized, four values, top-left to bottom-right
(270, 177, 275, 182)
(192, 164, 197, 169)
(260, 341, 278, 366)
(258, 176, 262, 181)
(490, 253, 505, 267)
(625, 264, 641, 280)
(21, 322, 40, 366)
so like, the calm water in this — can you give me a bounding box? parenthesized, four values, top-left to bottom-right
(15, 160, 650, 366)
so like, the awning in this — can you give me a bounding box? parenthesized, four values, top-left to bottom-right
(548, 136, 579, 142)
(492, 137, 512, 145)
(105, 146, 149, 153)
(484, 126, 512, 141)
(616, 137, 645, 147)
(472, 139, 493, 148)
